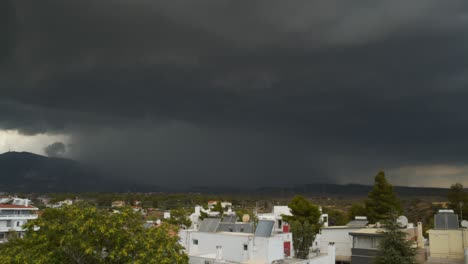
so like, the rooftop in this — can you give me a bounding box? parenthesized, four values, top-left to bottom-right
(0, 204, 38, 209)
(350, 228, 385, 236)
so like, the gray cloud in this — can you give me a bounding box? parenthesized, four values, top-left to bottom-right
(2, 0, 468, 187)
(44, 142, 66, 157)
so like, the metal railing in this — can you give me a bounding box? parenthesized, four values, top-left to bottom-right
(0, 214, 38, 219)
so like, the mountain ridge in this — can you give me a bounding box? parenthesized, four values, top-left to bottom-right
(0, 152, 452, 197)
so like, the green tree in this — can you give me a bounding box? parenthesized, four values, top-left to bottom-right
(282, 196, 321, 259)
(167, 208, 192, 228)
(323, 207, 348, 226)
(212, 202, 224, 217)
(374, 219, 417, 264)
(235, 207, 258, 224)
(0, 205, 188, 264)
(447, 183, 468, 220)
(348, 203, 367, 220)
(365, 171, 402, 223)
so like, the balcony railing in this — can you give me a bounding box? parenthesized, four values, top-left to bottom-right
(0, 214, 38, 219)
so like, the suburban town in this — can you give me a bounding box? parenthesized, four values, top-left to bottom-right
(3, 0, 468, 263)
(1, 171, 467, 263)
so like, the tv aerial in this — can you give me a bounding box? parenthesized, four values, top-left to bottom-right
(397, 215, 409, 227)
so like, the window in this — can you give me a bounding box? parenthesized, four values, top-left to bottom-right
(353, 236, 381, 249)
(229, 228, 233, 232)
(240, 228, 244, 232)
(16, 222, 20, 227)
(278, 220, 282, 228)
(193, 239, 198, 245)
(243, 244, 248, 251)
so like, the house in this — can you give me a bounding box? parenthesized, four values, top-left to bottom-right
(189, 204, 237, 229)
(349, 222, 423, 264)
(179, 218, 335, 264)
(0, 197, 38, 243)
(427, 209, 468, 264)
(47, 198, 73, 208)
(257, 205, 329, 257)
(314, 216, 369, 264)
(111, 200, 126, 208)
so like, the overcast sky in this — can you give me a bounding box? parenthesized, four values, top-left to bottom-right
(1, 0, 468, 187)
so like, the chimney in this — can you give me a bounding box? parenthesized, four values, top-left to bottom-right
(328, 242, 336, 264)
(216, 246, 223, 261)
(417, 222, 424, 248)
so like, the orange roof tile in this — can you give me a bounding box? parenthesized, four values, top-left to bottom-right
(0, 204, 38, 209)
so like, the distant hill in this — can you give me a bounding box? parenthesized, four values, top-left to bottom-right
(0, 151, 106, 192)
(0, 151, 162, 193)
(187, 183, 450, 199)
(0, 152, 452, 198)
(256, 183, 449, 198)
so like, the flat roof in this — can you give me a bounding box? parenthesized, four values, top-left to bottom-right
(217, 231, 253, 237)
(0, 204, 38, 210)
(349, 228, 385, 236)
(322, 225, 365, 229)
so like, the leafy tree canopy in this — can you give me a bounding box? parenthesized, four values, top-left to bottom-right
(282, 196, 321, 259)
(167, 208, 192, 228)
(0, 205, 188, 264)
(322, 207, 349, 226)
(447, 183, 468, 220)
(348, 203, 367, 220)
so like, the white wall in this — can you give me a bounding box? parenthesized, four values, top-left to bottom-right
(186, 232, 253, 263)
(317, 228, 356, 259)
(250, 236, 283, 263)
(181, 230, 289, 264)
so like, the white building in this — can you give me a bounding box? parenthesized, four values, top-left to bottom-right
(0, 197, 38, 243)
(257, 205, 329, 257)
(47, 198, 73, 208)
(314, 217, 369, 263)
(180, 217, 335, 264)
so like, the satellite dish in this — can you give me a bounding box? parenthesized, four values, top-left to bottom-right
(156, 219, 162, 225)
(242, 214, 250, 223)
(397, 216, 408, 227)
(461, 220, 468, 228)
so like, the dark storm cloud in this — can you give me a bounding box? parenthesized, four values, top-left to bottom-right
(2, 0, 468, 186)
(44, 142, 66, 157)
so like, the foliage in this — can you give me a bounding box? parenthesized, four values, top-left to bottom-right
(374, 219, 417, 264)
(235, 207, 258, 224)
(348, 203, 367, 220)
(403, 199, 436, 234)
(0, 205, 188, 264)
(365, 171, 402, 223)
(282, 196, 321, 259)
(167, 208, 192, 228)
(212, 202, 224, 216)
(447, 183, 468, 220)
(322, 207, 348, 226)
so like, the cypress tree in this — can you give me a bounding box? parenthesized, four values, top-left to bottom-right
(374, 219, 417, 264)
(365, 171, 402, 223)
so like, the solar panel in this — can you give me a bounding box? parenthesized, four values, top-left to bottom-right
(255, 220, 274, 237)
(435, 212, 459, 230)
(217, 223, 253, 233)
(346, 220, 368, 227)
(198, 218, 221, 232)
(222, 215, 237, 223)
